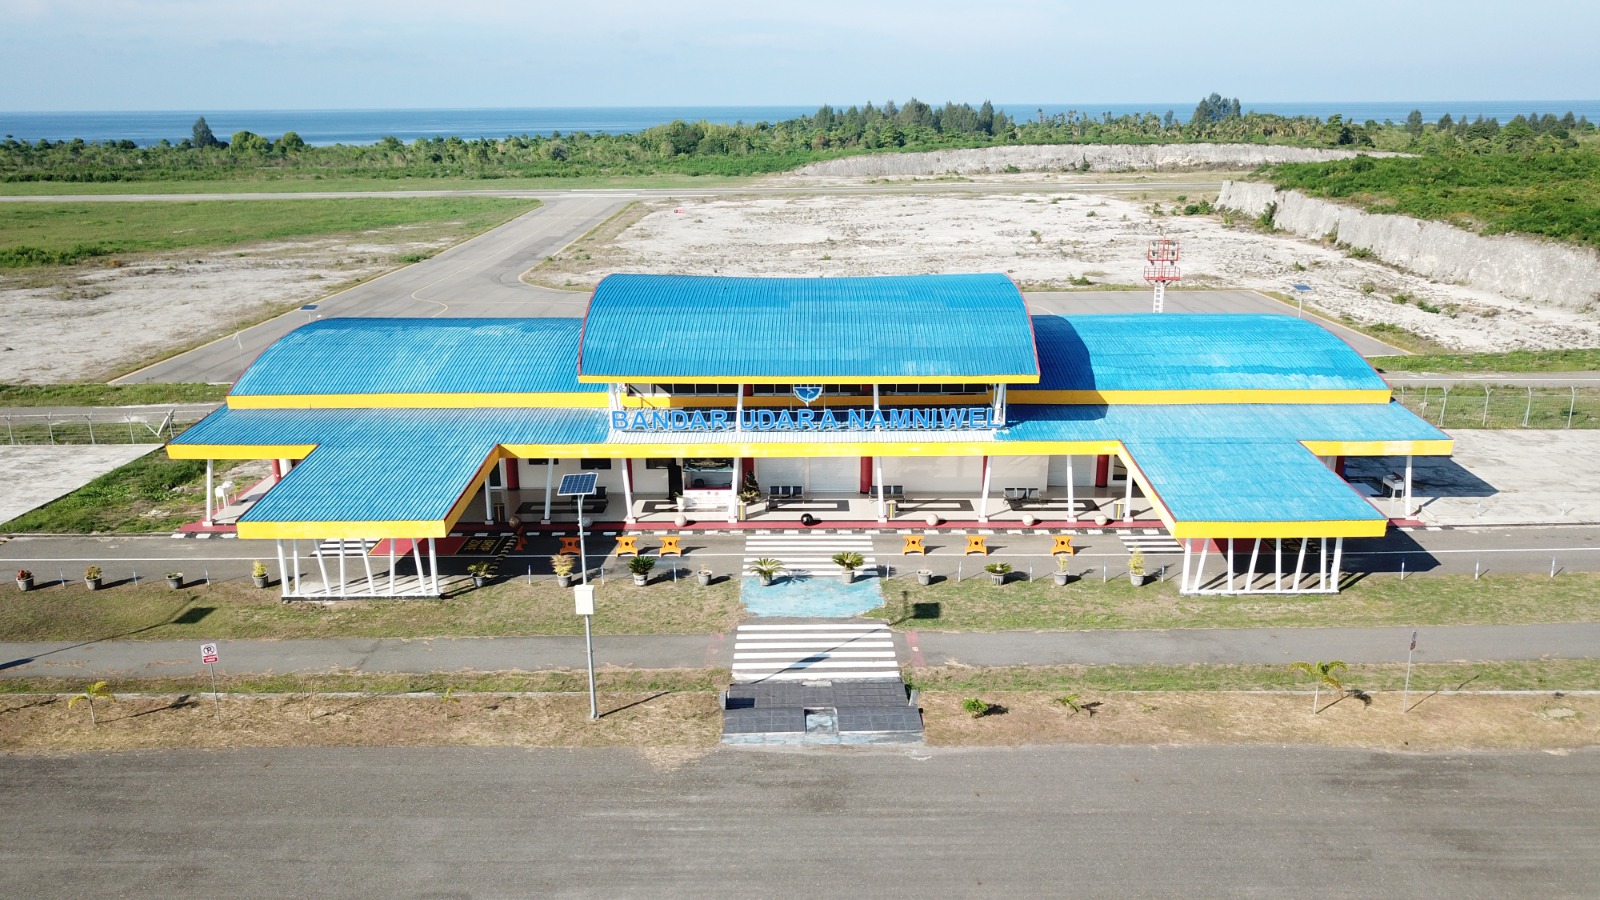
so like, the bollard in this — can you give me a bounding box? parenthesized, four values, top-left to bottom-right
(672, 565, 678, 584)
(1028, 564, 1033, 583)
(957, 562, 963, 582)
(1474, 557, 1480, 580)
(204, 567, 211, 586)
(1551, 556, 1557, 578)
(1102, 564, 1107, 584)
(1159, 563, 1166, 582)
(527, 564, 532, 584)
(1399, 559, 1405, 581)
(132, 569, 139, 585)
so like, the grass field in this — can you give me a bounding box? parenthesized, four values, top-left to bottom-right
(866, 571, 1600, 632)
(0, 196, 540, 266)
(1372, 348, 1600, 373)
(0, 572, 745, 641)
(1391, 383, 1598, 429)
(0, 383, 228, 407)
(0, 452, 246, 534)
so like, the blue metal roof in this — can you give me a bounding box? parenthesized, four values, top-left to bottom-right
(1120, 439, 1382, 526)
(578, 273, 1040, 382)
(1031, 314, 1388, 393)
(231, 318, 599, 397)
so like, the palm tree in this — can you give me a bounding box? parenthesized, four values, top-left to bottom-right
(1289, 660, 1348, 713)
(68, 680, 115, 726)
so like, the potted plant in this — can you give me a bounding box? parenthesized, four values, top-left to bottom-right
(627, 555, 656, 586)
(164, 571, 184, 589)
(551, 554, 575, 587)
(1128, 547, 1147, 586)
(84, 565, 103, 591)
(984, 562, 1012, 585)
(467, 561, 491, 588)
(1052, 555, 1073, 586)
(750, 558, 784, 586)
(696, 567, 713, 586)
(251, 561, 270, 589)
(738, 471, 763, 506)
(832, 550, 865, 584)
(916, 569, 933, 586)
(15, 569, 33, 592)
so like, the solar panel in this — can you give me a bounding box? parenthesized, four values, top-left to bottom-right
(558, 472, 598, 497)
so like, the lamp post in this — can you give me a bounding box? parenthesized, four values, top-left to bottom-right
(1290, 283, 1311, 318)
(559, 472, 599, 719)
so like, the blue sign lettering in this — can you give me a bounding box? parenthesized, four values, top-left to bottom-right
(611, 406, 997, 432)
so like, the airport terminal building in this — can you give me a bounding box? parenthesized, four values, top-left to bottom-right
(168, 273, 1450, 597)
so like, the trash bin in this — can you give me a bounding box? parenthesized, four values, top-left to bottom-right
(1112, 499, 1126, 521)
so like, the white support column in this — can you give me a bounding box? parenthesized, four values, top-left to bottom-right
(1179, 539, 1192, 594)
(991, 383, 1007, 424)
(315, 548, 331, 598)
(727, 457, 740, 524)
(1123, 462, 1134, 522)
(1274, 539, 1283, 592)
(542, 459, 554, 524)
(291, 540, 300, 595)
(1244, 539, 1260, 592)
(978, 456, 992, 523)
(1403, 455, 1414, 518)
(275, 539, 289, 600)
(338, 545, 347, 598)
(1066, 456, 1075, 519)
(361, 545, 376, 596)
(483, 471, 494, 521)
(411, 540, 425, 595)
(872, 384, 881, 419)
(388, 540, 397, 595)
(621, 458, 636, 525)
(204, 459, 214, 525)
(736, 384, 745, 432)
(1195, 540, 1209, 592)
(1293, 538, 1308, 592)
(1226, 538, 1235, 593)
(1319, 537, 1329, 591)
(428, 537, 439, 595)
(874, 456, 887, 523)
(1330, 537, 1344, 591)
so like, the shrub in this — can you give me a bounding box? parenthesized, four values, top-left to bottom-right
(962, 698, 991, 718)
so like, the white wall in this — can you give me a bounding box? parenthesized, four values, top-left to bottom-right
(880, 455, 983, 494)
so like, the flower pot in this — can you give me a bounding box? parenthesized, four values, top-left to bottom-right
(166, 577, 183, 589)
(252, 575, 270, 589)
(696, 571, 712, 586)
(632, 573, 648, 586)
(839, 569, 855, 585)
(85, 578, 102, 591)
(916, 571, 932, 586)
(16, 577, 32, 592)
(989, 573, 1006, 586)
(758, 574, 774, 587)
(471, 575, 488, 588)
(1052, 572, 1070, 586)
(1129, 572, 1147, 586)
(556, 574, 572, 588)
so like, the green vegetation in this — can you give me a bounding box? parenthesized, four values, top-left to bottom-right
(0, 196, 539, 267)
(0, 383, 229, 407)
(868, 572, 1600, 632)
(0, 452, 244, 533)
(1264, 149, 1600, 248)
(0, 571, 744, 640)
(1391, 383, 1598, 429)
(1371, 349, 1600, 373)
(0, 669, 723, 697)
(907, 659, 1600, 693)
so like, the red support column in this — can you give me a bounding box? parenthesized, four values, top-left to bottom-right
(505, 458, 521, 491)
(860, 457, 873, 494)
(1094, 455, 1110, 488)
(1334, 456, 1346, 477)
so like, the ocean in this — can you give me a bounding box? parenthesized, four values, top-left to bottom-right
(3, 101, 1598, 147)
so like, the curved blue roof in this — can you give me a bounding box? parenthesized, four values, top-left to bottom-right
(578, 273, 1039, 382)
(232, 318, 599, 397)
(1031, 314, 1388, 392)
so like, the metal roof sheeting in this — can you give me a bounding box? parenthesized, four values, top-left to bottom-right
(1032, 314, 1389, 392)
(231, 318, 599, 397)
(578, 273, 1039, 381)
(1121, 439, 1382, 525)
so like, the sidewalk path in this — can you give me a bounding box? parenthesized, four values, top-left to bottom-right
(2, 622, 1597, 680)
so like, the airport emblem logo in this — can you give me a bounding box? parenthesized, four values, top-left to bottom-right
(792, 385, 823, 405)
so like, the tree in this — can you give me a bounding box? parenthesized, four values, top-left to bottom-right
(1404, 109, 1424, 137)
(192, 116, 221, 149)
(1289, 660, 1347, 713)
(229, 130, 269, 153)
(68, 680, 115, 726)
(277, 131, 306, 152)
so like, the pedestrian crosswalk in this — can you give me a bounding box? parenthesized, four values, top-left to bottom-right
(742, 532, 878, 577)
(1118, 529, 1183, 554)
(731, 622, 900, 682)
(313, 539, 377, 558)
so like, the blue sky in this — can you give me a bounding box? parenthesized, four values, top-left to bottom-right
(2, 0, 1595, 110)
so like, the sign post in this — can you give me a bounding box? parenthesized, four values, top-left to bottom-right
(559, 473, 600, 720)
(200, 642, 221, 717)
(1402, 630, 1417, 712)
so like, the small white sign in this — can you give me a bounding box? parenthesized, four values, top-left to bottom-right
(573, 585, 595, 616)
(200, 642, 219, 665)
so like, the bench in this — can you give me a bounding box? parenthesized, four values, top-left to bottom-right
(767, 485, 805, 506)
(872, 484, 905, 499)
(1003, 486, 1041, 509)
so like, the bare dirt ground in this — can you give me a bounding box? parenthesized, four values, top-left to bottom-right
(531, 187, 1600, 352)
(3, 690, 1592, 755)
(0, 228, 456, 384)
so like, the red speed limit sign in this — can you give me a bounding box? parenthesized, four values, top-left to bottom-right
(200, 643, 219, 664)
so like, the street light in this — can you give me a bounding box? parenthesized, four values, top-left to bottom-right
(1290, 283, 1311, 318)
(558, 472, 599, 719)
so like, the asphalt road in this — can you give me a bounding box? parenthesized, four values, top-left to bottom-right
(2, 745, 1596, 899)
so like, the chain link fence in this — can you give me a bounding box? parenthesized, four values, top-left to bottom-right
(1392, 383, 1597, 430)
(2, 410, 204, 445)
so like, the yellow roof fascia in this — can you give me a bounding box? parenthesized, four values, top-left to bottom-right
(167, 443, 317, 461)
(499, 440, 1124, 459)
(227, 392, 609, 410)
(577, 373, 1040, 386)
(1010, 389, 1393, 406)
(1302, 439, 1454, 457)
(1171, 519, 1388, 540)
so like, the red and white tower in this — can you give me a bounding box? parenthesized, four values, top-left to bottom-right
(1143, 238, 1181, 313)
